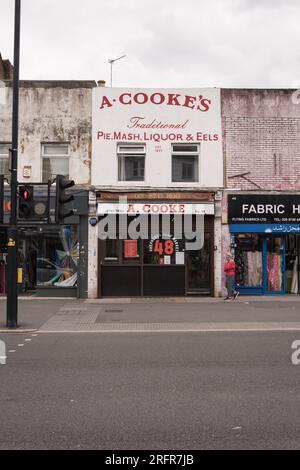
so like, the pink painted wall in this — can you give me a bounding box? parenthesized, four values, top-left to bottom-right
(222, 89, 300, 190)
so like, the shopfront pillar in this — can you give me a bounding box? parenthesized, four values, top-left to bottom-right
(87, 190, 98, 299)
(214, 191, 223, 297)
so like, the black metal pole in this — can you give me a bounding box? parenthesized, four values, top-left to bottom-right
(6, 0, 21, 328)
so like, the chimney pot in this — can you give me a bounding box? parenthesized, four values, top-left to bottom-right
(97, 80, 106, 87)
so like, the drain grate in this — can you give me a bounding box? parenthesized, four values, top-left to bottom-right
(105, 309, 123, 313)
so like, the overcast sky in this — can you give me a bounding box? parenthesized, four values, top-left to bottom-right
(1, 0, 300, 88)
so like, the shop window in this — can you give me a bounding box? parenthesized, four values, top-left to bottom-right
(117, 143, 145, 181)
(143, 237, 179, 265)
(286, 235, 299, 294)
(0, 143, 10, 180)
(172, 144, 199, 182)
(143, 215, 185, 265)
(235, 234, 263, 288)
(123, 240, 139, 259)
(36, 226, 78, 287)
(105, 239, 119, 261)
(41, 143, 70, 182)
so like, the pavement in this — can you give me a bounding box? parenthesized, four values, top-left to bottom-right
(0, 298, 68, 332)
(2, 296, 300, 333)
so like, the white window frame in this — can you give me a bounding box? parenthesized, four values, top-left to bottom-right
(171, 143, 200, 183)
(41, 143, 70, 182)
(117, 143, 146, 182)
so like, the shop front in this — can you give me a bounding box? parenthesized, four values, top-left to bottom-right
(0, 190, 89, 298)
(97, 193, 215, 297)
(228, 194, 300, 295)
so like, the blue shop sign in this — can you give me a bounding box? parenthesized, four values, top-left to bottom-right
(230, 223, 300, 234)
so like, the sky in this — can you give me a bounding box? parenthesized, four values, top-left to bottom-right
(0, 0, 300, 88)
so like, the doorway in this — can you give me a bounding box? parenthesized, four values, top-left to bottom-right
(186, 232, 212, 294)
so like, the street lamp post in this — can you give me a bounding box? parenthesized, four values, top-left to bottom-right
(108, 55, 126, 87)
(6, 0, 21, 328)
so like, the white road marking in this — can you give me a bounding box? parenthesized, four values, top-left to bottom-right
(9, 350, 16, 353)
(25, 339, 31, 342)
(37, 327, 300, 333)
(31, 334, 38, 337)
(17, 344, 24, 347)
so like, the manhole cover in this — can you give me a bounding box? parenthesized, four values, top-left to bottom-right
(105, 309, 123, 313)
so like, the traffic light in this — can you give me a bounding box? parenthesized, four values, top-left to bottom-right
(18, 185, 34, 219)
(18, 184, 49, 221)
(55, 175, 75, 224)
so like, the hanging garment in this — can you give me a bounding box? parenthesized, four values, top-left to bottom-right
(266, 254, 272, 291)
(268, 254, 282, 292)
(277, 255, 282, 291)
(291, 256, 298, 294)
(254, 251, 263, 287)
(286, 266, 293, 293)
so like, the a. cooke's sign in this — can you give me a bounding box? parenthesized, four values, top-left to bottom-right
(92, 87, 223, 188)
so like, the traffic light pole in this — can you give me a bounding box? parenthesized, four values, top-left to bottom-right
(6, 0, 21, 328)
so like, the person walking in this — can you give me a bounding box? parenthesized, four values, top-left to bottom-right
(224, 253, 239, 300)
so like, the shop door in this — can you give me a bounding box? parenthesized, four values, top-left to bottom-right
(186, 233, 211, 294)
(264, 236, 285, 294)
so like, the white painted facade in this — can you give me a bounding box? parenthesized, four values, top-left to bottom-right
(92, 87, 223, 189)
(89, 86, 224, 298)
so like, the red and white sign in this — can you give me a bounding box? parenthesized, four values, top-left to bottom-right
(124, 240, 138, 258)
(97, 202, 214, 215)
(92, 87, 223, 188)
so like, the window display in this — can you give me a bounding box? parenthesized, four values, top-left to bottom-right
(36, 226, 79, 287)
(266, 237, 283, 292)
(235, 234, 263, 288)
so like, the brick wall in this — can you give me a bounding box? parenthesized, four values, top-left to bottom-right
(222, 89, 300, 190)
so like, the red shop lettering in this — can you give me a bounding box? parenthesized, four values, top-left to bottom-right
(99, 92, 211, 112)
(142, 204, 185, 213)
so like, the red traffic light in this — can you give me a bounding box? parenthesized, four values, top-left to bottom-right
(18, 185, 34, 219)
(19, 185, 33, 201)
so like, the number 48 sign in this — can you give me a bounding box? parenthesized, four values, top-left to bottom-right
(153, 239, 175, 255)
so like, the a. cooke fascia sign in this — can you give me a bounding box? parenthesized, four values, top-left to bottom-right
(92, 88, 223, 187)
